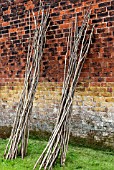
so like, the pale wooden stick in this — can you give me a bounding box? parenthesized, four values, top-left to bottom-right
(34, 8, 94, 170)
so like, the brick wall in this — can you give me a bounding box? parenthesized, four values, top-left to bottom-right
(0, 0, 114, 148)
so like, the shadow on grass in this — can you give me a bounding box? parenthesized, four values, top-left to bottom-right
(1, 126, 114, 156)
(29, 131, 114, 156)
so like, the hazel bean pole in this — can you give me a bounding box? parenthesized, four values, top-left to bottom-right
(35, 11, 89, 166)
(9, 9, 48, 159)
(20, 9, 32, 159)
(34, 8, 94, 170)
(4, 1, 50, 160)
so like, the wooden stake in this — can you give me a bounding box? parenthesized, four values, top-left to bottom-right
(34, 8, 94, 170)
(4, 2, 50, 160)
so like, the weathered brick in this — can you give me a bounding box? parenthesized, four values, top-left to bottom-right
(97, 12, 108, 18)
(2, 15, 10, 22)
(104, 16, 114, 22)
(51, 12, 60, 17)
(92, 18, 102, 23)
(99, 2, 110, 8)
(2, 7, 8, 11)
(95, 7, 106, 13)
(63, 5, 72, 10)
(2, 29, 8, 34)
(107, 5, 114, 11)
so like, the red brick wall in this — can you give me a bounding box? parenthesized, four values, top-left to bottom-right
(0, 0, 114, 84)
(0, 0, 114, 147)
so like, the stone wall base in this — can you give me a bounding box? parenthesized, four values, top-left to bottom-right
(0, 82, 114, 150)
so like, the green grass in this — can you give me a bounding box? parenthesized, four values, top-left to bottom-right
(0, 138, 114, 170)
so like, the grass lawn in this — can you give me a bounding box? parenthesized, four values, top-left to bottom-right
(0, 138, 114, 170)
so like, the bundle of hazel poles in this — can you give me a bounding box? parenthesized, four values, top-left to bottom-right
(4, 1, 50, 160)
(34, 8, 94, 170)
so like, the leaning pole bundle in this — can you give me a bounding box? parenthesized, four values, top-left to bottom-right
(4, 2, 50, 160)
(34, 8, 94, 170)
